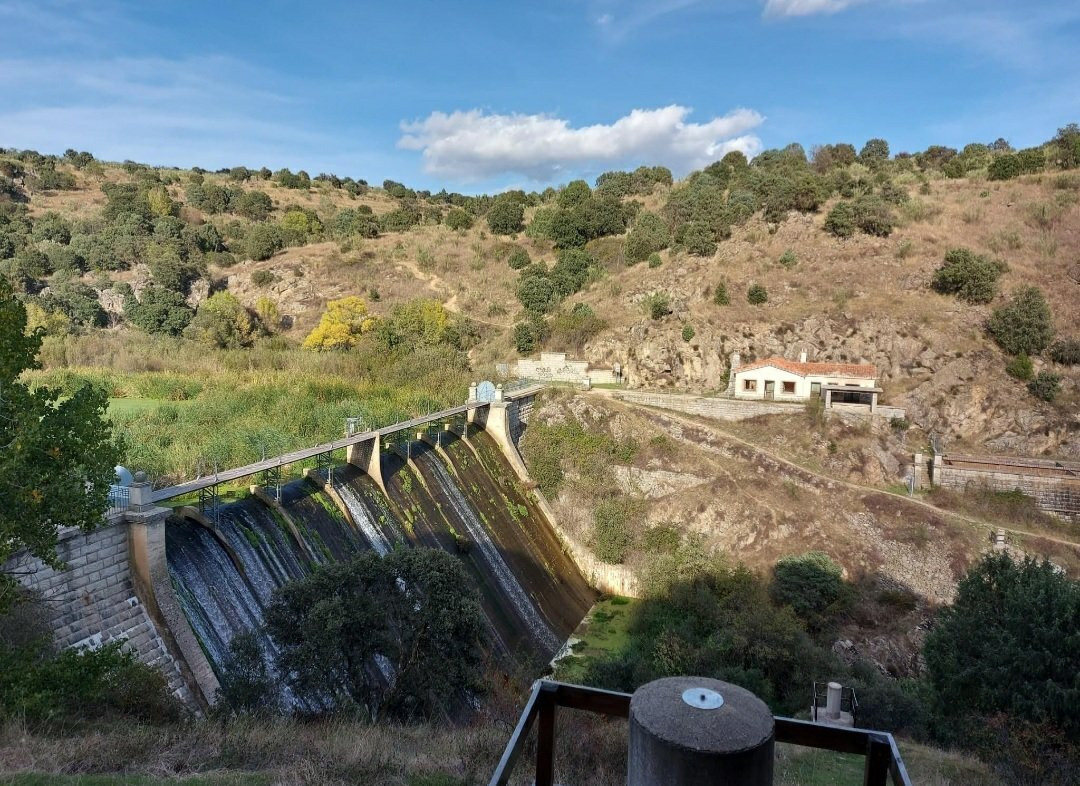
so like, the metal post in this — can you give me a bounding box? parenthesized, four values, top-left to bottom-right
(863, 738, 892, 786)
(535, 685, 556, 786)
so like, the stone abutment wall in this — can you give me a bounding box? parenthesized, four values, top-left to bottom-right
(921, 453, 1080, 520)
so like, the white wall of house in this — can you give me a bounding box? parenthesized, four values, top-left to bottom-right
(732, 366, 876, 400)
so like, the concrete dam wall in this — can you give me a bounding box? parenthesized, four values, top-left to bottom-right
(4, 391, 601, 710)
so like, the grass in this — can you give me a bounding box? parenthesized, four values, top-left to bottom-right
(555, 597, 637, 683)
(3, 777, 270, 786)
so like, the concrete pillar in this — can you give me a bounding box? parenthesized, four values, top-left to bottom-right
(494, 383, 505, 402)
(824, 388, 832, 409)
(799, 350, 808, 363)
(468, 382, 478, 402)
(825, 681, 842, 720)
(126, 504, 221, 708)
(913, 452, 924, 490)
(870, 391, 878, 414)
(726, 353, 741, 396)
(931, 453, 943, 487)
(346, 436, 385, 493)
(128, 471, 155, 512)
(628, 676, 774, 786)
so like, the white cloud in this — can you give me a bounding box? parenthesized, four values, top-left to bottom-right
(763, 0, 864, 18)
(398, 106, 764, 182)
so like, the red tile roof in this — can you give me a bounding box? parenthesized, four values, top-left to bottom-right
(736, 356, 877, 379)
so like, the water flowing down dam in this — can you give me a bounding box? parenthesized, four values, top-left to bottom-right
(165, 428, 595, 708)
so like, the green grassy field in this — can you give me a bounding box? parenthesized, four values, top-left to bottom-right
(2, 776, 270, 786)
(555, 596, 635, 683)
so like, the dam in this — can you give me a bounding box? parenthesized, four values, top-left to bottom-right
(4, 385, 597, 710)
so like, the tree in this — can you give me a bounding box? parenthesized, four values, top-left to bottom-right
(0, 280, 121, 611)
(302, 296, 377, 350)
(770, 552, 849, 635)
(376, 299, 462, 351)
(507, 246, 530, 270)
(624, 211, 671, 263)
(244, 223, 284, 261)
(486, 197, 524, 235)
(184, 292, 259, 349)
(557, 179, 592, 209)
(643, 292, 671, 320)
(859, 138, 890, 166)
(123, 286, 193, 336)
(1051, 123, 1080, 169)
(747, 283, 768, 304)
(931, 248, 1007, 304)
(516, 269, 557, 314)
(925, 554, 1079, 744)
(988, 287, 1054, 356)
(264, 549, 486, 720)
(713, 282, 730, 306)
(234, 190, 273, 221)
(513, 321, 537, 354)
(824, 201, 857, 238)
(988, 154, 1022, 181)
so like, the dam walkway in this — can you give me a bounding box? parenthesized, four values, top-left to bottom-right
(149, 382, 545, 504)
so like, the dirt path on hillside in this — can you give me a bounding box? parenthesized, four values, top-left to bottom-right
(592, 389, 1080, 552)
(393, 257, 510, 329)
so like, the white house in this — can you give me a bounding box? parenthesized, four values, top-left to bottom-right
(729, 352, 881, 411)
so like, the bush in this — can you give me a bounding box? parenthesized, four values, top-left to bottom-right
(852, 194, 894, 236)
(1028, 371, 1061, 402)
(624, 211, 671, 263)
(713, 282, 730, 305)
(778, 249, 797, 268)
(486, 197, 524, 235)
(216, 631, 277, 715)
(592, 498, 639, 564)
(234, 190, 273, 221)
(643, 291, 671, 320)
(507, 246, 530, 270)
(184, 291, 260, 348)
(680, 221, 718, 257)
(988, 154, 1022, 181)
(747, 283, 768, 304)
(931, 248, 1007, 304)
(251, 269, 276, 287)
(513, 321, 537, 354)
(987, 287, 1054, 356)
(547, 303, 605, 351)
(1049, 339, 1080, 365)
(1005, 353, 1034, 380)
(444, 207, 472, 231)
(123, 286, 193, 336)
(770, 552, 849, 635)
(244, 222, 284, 261)
(681, 324, 695, 342)
(516, 268, 557, 314)
(302, 296, 377, 350)
(647, 253, 661, 268)
(824, 201, 857, 238)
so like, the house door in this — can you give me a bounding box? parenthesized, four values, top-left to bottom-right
(811, 382, 821, 397)
(764, 380, 775, 400)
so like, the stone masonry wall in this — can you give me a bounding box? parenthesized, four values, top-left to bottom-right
(615, 390, 804, 421)
(935, 464, 1080, 519)
(4, 518, 195, 705)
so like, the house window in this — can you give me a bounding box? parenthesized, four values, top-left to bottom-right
(782, 381, 796, 394)
(743, 379, 756, 392)
(811, 382, 821, 397)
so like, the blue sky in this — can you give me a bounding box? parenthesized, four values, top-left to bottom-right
(1, 0, 1078, 193)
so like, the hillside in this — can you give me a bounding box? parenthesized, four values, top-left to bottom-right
(4, 143, 1077, 466)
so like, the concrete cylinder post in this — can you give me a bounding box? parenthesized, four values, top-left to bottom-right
(628, 676, 774, 786)
(825, 681, 842, 720)
(468, 382, 478, 402)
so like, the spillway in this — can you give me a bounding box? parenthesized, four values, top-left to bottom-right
(165, 428, 595, 710)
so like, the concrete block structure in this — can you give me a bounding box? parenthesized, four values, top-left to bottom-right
(512, 352, 621, 386)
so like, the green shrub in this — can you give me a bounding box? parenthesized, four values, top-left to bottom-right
(1005, 354, 1033, 380)
(547, 303, 605, 351)
(486, 197, 524, 235)
(516, 268, 557, 314)
(592, 498, 639, 564)
(747, 283, 768, 304)
(681, 324, 695, 342)
(680, 221, 718, 256)
(184, 291, 260, 349)
(1049, 339, 1080, 365)
(852, 194, 894, 236)
(123, 286, 193, 336)
(624, 211, 671, 263)
(931, 248, 1007, 304)
(507, 246, 530, 270)
(988, 287, 1054, 356)
(244, 222, 284, 261)
(647, 253, 661, 268)
(1027, 371, 1061, 402)
(770, 551, 849, 635)
(988, 154, 1022, 181)
(513, 321, 537, 354)
(643, 291, 671, 320)
(713, 282, 730, 305)
(216, 631, 278, 715)
(778, 249, 797, 268)
(444, 207, 473, 231)
(234, 190, 273, 221)
(251, 269, 276, 287)
(824, 201, 857, 238)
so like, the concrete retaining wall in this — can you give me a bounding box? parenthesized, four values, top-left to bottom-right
(615, 391, 804, 421)
(3, 517, 196, 706)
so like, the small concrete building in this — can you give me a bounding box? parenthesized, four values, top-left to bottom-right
(730, 352, 881, 411)
(512, 352, 621, 386)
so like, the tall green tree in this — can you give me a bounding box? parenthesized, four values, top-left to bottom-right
(0, 280, 121, 611)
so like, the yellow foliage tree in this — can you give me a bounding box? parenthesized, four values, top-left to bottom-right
(302, 296, 378, 350)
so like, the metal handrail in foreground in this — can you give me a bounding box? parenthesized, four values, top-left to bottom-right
(489, 679, 912, 786)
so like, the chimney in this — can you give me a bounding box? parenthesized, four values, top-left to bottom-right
(798, 351, 808, 363)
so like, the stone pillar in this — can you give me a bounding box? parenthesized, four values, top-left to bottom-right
(913, 452, 924, 490)
(870, 391, 878, 414)
(824, 388, 833, 409)
(468, 382, 478, 402)
(494, 383, 505, 402)
(628, 676, 774, 786)
(931, 453, 943, 487)
(726, 352, 741, 396)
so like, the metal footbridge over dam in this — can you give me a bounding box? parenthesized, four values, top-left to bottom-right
(148, 382, 546, 505)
